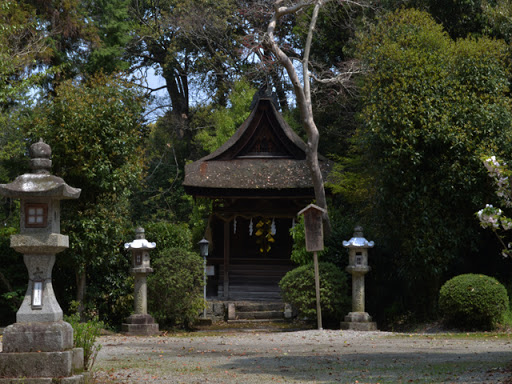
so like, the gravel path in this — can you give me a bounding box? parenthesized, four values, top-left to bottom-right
(92, 329, 512, 384)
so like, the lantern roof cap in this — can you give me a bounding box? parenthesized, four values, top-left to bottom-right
(343, 226, 374, 248)
(125, 227, 155, 249)
(0, 174, 82, 199)
(124, 238, 156, 250)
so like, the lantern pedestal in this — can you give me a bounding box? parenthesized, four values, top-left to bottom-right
(340, 312, 377, 331)
(122, 314, 159, 336)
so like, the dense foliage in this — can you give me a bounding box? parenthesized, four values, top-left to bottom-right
(352, 8, 512, 318)
(439, 274, 509, 330)
(28, 73, 147, 322)
(147, 247, 204, 329)
(1, 1, 512, 329)
(279, 262, 349, 324)
(193, 79, 255, 153)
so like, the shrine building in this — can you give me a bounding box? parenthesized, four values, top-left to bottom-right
(183, 92, 332, 301)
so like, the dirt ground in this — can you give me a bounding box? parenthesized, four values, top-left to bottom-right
(92, 327, 512, 384)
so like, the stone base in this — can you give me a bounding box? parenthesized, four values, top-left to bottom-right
(2, 321, 73, 352)
(0, 348, 84, 378)
(340, 312, 378, 331)
(340, 321, 378, 331)
(122, 314, 159, 336)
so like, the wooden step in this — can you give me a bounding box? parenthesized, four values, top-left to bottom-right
(226, 300, 288, 322)
(227, 319, 286, 324)
(236, 303, 284, 312)
(228, 292, 282, 300)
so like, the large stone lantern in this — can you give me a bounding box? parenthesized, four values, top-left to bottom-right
(340, 226, 377, 331)
(0, 139, 85, 382)
(122, 227, 159, 335)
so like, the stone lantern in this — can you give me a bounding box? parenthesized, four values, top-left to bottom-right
(122, 227, 159, 335)
(0, 139, 85, 383)
(340, 226, 377, 331)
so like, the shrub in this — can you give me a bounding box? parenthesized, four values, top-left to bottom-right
(279, 262, 349, 324)
(65, 301, 104, 371)
(439, 274, 509, 330)
(144, 222, 193, 251)
(147, 247, 204, 329)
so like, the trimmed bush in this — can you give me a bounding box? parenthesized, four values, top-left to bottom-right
(279, 262, 349, 324)
(144, 222, 193, 251)
(147, 247, 204, 329)
(439, 274, 509, 330)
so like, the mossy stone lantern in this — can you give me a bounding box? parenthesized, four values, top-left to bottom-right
(340, 226, 377, 331)
(0, 140, 81, 324)
(0, 139, 85, 382)
(122, 227, 159, 336)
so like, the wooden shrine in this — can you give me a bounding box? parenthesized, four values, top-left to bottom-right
(184, 92, 332, 300)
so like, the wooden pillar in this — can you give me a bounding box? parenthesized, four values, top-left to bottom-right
(223, 220, 230, 298)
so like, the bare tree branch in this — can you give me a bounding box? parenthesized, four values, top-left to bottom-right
(264, 0, 332, 233)
(259, 0, 369, 234)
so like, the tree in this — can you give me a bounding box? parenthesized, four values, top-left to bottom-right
(84, 0, 133, 74)
(260, 0, 365, 233)
(402, 0, 488, 39)
(0, 1, 56, 321)
(28, 73, 147, 319)
(477, 156, 512, 256)
(19, 0, 99, 88)
(354, 8, 512, 317)
(193, 79, 256, 153)
(128, 0, 244, 119)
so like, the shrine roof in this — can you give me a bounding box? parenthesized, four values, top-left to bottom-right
(184, 96, 333, 196)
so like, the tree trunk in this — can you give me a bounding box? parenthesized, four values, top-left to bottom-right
(265, 0, 332, 235)
(0, 269, 12, 292)
(163, 65, 189, 118)
(76, 268, 86, 320)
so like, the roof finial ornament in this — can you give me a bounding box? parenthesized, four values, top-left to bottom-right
(250, 83, 280, 111)
(29, 139, 52, 174)
(135, 227, 145, 239)
(264, 75, 272, 97)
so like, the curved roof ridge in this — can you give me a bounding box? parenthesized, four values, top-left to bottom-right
(200, 97, 307, 162)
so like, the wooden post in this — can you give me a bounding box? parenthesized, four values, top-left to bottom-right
(298, 204, 326, 331)
(313, 251, 322, 330)
(223, 220, 230, 299)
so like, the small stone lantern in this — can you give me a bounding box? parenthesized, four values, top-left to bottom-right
(340, 226, 377, 331)
(122, 227, 159, 336)
(0, 139, 85, 382)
